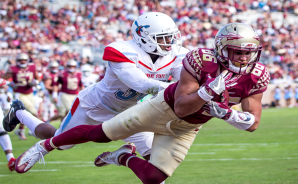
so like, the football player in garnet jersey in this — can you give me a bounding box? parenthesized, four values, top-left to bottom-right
(12, 23, 270, 183)
(3, 12, 188, 173)
(2, 53, 40, 140)
(52, 59, 84, 120)
(42, 61, 61, 122)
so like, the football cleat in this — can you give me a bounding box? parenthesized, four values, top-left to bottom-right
(94, 142, 136, 167)
(7, 157, 16, 171)
(15, 129, 27, 140)
(15, 140, 48, 173)
(3, 99, 25, 132)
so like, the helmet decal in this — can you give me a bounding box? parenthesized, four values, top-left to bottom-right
(253, 35, 260, 41)
(134, 21, 150, 38)
(216, 33, 244, 44)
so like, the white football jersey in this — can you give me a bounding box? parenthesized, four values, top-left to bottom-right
(81, 74, 99, 87)
(0, 92, 13, 111)
(78, 40, 188, 121)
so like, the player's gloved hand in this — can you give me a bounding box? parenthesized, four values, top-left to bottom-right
(28, 80, 39, 87)
(204, 71, 233, 96)
(197, 71, 232, 102)
(202, 92, 232, 120)
(8, 82, 18, 90)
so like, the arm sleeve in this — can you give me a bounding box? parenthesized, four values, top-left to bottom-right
(109, 61, 166, 94)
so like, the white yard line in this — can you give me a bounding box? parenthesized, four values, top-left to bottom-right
(185, 157, 298, 161)
(187, 152, 215, 155)
(29, 169, 60, 172)
(2, 157, 298, 165)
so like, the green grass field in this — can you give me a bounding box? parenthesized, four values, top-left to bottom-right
(0, 107, 297, 184)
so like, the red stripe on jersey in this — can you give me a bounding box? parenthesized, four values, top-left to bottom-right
(103, 47, 135, 64)
(157, 56, 177, 71)
(139, 61, 152, 70)
(70, 98, 80, 116)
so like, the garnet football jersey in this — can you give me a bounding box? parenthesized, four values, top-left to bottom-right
(164, 48, 270, 124)
(58, 71, 83, 95)
(43, 71, 59, 94)
(10, 63, 36, 94)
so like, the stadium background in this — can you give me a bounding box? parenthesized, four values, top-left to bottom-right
(0, 0, 297, 183)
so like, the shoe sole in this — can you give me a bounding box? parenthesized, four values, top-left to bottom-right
(94, 152, 111, 167)
(94, 144, 136, 167)
(15, 152, 29, 173)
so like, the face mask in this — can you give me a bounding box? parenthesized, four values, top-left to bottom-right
(83, 71, 91, 77)
(18, 63, 28, 68)
(52, 69, 58, 73)
(68, 68, 76, 73)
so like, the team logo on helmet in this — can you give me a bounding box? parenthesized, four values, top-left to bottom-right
(215, 33, 244, 45)
(253, 35, 260, 41)
(135, 21, 150, 38)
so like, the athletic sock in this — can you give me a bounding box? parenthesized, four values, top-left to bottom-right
(47, 124, 111, 150)
(6, 153, 14, 162)
(16, 110, 42, 137)
(120, 153, 168, 184)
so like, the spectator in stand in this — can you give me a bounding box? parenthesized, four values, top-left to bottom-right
(273, 86, 281, 107)
(284, 84, 293, 108)
(295, 84, 298, 107)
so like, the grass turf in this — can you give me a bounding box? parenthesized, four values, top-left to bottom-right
(0, 107, 297, 184)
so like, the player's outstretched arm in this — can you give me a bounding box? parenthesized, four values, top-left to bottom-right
(241, 93, 263, 132)
(174, 67, 206, 117)
(110, 61, 166, 95)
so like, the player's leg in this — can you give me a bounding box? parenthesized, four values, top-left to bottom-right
(0, 107, 16, 171)
(95, 92, 203, 183)
(53, 98, 102, 150)
(121, 132, 153, 160)
(14, 91, 170, 173)
(17, 93, 38, 139)
(3, 99, 56, 139)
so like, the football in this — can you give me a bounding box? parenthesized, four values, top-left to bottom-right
(212, 89, 229, 103)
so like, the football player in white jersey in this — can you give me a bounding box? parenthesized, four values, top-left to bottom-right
(81, 64, 99, 87)
(3, 12, 188, 160)
(0, 79, 16, 171)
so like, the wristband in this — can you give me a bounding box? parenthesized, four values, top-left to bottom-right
(197, 86, 213, 102)
(52, 92, 58, 98)
(225, 109, 255, 130)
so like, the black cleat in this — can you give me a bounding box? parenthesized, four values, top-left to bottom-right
(2, 99, 26, 132)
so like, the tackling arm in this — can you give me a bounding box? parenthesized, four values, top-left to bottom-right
(109, 62, 167, 95)
(174, 67, 207, 117)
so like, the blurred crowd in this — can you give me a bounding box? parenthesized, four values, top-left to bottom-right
(0, 0, 298, 83)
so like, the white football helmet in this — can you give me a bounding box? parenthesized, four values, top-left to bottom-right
(49, 61, 59, 73)
(66, 59, 77, 73)
(214, 23, 262, 75)
(131, 12, 182, 56)
(81, 64, 92, 77)
(16, 53, 29, 68)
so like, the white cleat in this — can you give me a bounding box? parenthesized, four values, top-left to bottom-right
(94, 142, 136, 167)
(15, 140, 48, 173)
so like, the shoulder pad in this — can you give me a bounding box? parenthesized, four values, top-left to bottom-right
(103, 41, 137, 64)
(248, 63, 270, 95)
(183, 48, 218, 78)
